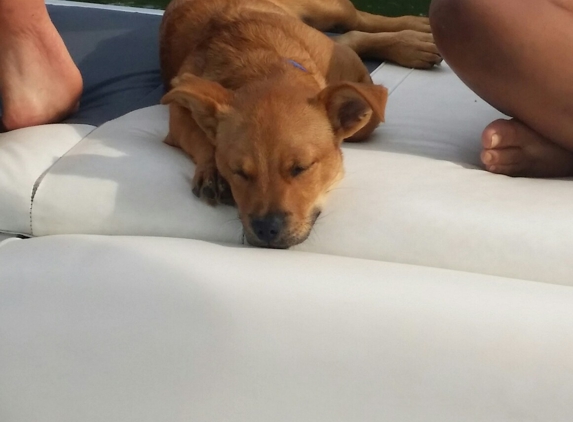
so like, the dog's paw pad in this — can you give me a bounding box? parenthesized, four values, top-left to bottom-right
(192, 166, 232, 206)
(202, 183, 216, 200)
(217, 177, 235, 206)
(192, 184, 201, 198)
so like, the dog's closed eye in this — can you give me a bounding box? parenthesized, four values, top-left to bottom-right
(233, 169, 252, 181)
(290, 162, 316, 178)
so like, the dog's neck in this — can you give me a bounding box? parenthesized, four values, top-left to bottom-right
(198, 51, 327, 93)
(186, 17, 328, 90)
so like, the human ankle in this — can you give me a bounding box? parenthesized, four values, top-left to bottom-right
(0, 2, 51, 38)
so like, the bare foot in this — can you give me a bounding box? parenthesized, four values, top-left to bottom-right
(481, 119, 573, 178)
(0, 7, 83, 130)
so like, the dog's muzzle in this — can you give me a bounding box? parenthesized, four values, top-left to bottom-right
(249, 212, 287, 248)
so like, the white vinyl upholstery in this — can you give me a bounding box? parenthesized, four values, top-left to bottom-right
(2, 4, 571, 420)
(30, 107, 242, 243)
(0, 233, 16, 243)
(1, 61, 572, 422)
(1, 235, 572, 422)
(1, 64, 568, 284)
(295, 66, 573, 284)
(0, 124, 94, 236)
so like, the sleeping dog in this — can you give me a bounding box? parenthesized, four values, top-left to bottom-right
(160, 0, 439, 248)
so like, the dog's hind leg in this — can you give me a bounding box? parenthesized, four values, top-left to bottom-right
(332, 30, 442, 69)
(269, 0, 440, 68)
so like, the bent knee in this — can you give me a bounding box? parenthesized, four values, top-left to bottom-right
(430, 0, 485, 48)
(429, 0, 517, 64)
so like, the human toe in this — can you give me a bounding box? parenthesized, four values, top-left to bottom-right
(482, 119, 518, 150)
(481, 147, 523, 167)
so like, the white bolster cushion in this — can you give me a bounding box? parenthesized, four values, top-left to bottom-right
(31, 106, 242, 243)
(6, 64, 571, 285)
(0, 124, 94, 235)
(0, 235, 572, 422)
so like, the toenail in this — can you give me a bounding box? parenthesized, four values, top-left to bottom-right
(491, 134, 500, 148)
(483, 152, 493, 164)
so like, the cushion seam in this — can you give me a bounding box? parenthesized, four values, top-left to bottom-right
(369, 61, 386, 79)
(388, 68, 415, 96)
(29, 124, 97, 236)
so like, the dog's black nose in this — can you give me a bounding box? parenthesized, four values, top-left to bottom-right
(251, 213, 285, 244)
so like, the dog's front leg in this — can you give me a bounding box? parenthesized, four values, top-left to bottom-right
(165, 104, 234, 206)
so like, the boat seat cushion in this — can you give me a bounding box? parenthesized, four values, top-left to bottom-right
(0, 124, 94, 235)
(1, 63, 570, 285)
(0, 5, 572, 286)
(1, 234, 573, 422)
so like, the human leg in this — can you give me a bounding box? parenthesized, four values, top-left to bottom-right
(0, 0, 82, 131)
(430, 0, 573, 177)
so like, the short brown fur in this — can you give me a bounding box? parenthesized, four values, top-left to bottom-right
(160, 0, 436, 248)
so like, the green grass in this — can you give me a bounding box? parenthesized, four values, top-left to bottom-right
(73, 0, 432, 17)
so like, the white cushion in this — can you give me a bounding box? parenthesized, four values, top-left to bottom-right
(31, 107, 243, 243)
(294, 64, 573, 285)
(3, 64, 571, 284)
(297, 148, 572, 285)
(1, 235, 572, 422)
(0, 124, 94, 235)
(0, 233, 16, 244)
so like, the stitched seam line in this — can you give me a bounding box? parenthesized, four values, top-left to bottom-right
(369, 62, 415, 96)
(388, 68, 415, 96)
(29, 168, 51, 236)
(0, 229, 31, 237)
(28, 124, 96, 236)
(369, 61, 386, 79)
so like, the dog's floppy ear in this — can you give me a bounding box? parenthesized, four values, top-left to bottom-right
(161, 73, 233, 141)
(315, 82, 388, 141)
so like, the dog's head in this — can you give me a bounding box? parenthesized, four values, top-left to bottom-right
(162, 73, 387, 248)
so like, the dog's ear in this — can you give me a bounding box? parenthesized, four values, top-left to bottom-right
(315, 82, 388, 141)
(161, 73, 233, 141)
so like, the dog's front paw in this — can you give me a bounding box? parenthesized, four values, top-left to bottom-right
(217, 175, 236, 206)
(192, 165, 235, 206)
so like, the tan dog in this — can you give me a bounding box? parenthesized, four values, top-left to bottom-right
(160, 0, 439, 248)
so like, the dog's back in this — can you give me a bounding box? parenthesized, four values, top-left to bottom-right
(160, 0, 335, 89)
(159, 0, 387, 248)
